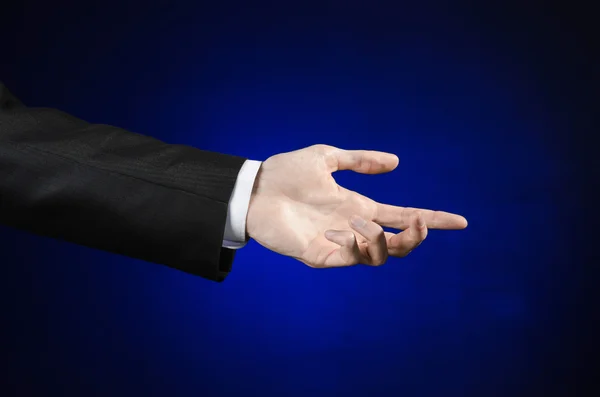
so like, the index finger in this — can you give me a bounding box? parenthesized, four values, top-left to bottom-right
(374, 204, 468, 230)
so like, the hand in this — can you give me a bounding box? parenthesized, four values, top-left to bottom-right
(245, 144, 467, 268)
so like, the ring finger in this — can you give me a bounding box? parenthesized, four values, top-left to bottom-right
(348, 215, 389, 266)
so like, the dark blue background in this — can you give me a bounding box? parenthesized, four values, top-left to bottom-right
(1, 1, 596, 396)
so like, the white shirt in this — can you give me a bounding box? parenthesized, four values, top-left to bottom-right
(222, 160, 262, 249)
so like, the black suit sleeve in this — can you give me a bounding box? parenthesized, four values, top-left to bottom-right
(0, 82, 246, 281)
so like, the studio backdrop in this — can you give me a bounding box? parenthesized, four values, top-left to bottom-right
(0, 2, 589, 396)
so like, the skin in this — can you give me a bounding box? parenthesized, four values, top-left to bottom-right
(245, 144, 467, 268)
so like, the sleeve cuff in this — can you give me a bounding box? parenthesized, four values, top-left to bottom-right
(222, 159, 262, 249)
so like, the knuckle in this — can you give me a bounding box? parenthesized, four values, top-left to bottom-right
(342, 233, 356, 247)
(391, 247, 409, 258)
(369, 251, 388, 266)
(372, 258, 386, 266)
(312, 144, 333, 153)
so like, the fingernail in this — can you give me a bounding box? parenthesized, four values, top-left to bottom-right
(350, 215, 367, 228)
(325, 230, 336, 239)
(416, 215, 425, 228)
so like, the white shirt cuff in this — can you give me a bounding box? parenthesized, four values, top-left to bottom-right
(222, 160, 262, 249)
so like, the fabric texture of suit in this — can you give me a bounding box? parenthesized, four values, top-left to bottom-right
(0, 82, 246, 281)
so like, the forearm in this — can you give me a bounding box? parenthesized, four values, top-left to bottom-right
(0, 83, 246, 280)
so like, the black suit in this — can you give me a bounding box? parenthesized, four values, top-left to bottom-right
(0, 82, 246, 281)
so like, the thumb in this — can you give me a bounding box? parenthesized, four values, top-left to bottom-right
(328, 148, 399, 174)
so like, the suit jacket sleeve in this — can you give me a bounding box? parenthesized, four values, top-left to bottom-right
(0, 82, 246, 281)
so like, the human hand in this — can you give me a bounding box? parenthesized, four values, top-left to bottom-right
(245, 144, 467, 268)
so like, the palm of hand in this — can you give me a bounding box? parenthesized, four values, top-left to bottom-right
(246, 145, 467, 268)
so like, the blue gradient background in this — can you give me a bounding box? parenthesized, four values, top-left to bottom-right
(1, 2, 595, 396)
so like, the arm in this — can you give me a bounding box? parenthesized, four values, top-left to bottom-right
(0, 82, 247, 281)
(2, 82, 468, 277)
